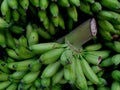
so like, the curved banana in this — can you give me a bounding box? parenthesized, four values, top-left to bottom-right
(1, 0, 9, 16)
(111, 81, 120, 90)
(91, 2, 102, 13)
(10, 25, 24, 34)
(0, 81, 11, 89)
(111, 54, 120, 65)
(58, 14, 65, 29)
(39, 0, 49, 10)
(43, 17, 49, 29)
(100, 57, 113, 67)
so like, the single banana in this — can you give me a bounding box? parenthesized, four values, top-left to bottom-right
(0, 17, 9, 28)
(12, 10, 20, 22)
(41, 78, 51, 87)
(7, 0, 18, 9)
(67, 6, 78, 22)
(111, 81, 120, 90)
(9, 71, 27, 80)
(0, 31, 6, 48)
(1, 0, 9, 16)
(18, 35, 28, 47)
(10, 25, 24, 34)
(3, 8, 11, 23)
(48, 23, 56, 35)
(84, 43, 102, 51)
(38, 10, 47, 22)
(41, 61, 61, 78)
(91, 2, 102, 13)
(0, 71, 9, 81)
(113, 41, 120, 53)
(51, 15, 59, 27)
(80, 56, 100, 84)
(21, 71, 40, 84)
(58, 0, 70, 7)
(0, 81, 11, 90)
(29, 42, 66, 54)
(97, 70, 104, 77)
(43, 17, 49, 29)
(6, 83, 17, 90)
(30, 0, 39, 7)
(58, 14, 65, 29)
(19, 0, 29, 10)
(52, 69, 64, 85)
(39, 0, 49, 10)
(91, 65, 102, 74)
(111, 70, 120, 81)
(34, 78, 41, 88)
(0, 60, 10, 73)
(100, 57, 113, 67)
(49, 3, 59, 17)
(111, 54, 120, 65)
(40, 48, 64, 64)
(67, 18, 74, 31)
(26, 23, 33, 39)
(68, 0, 80, 7)
(98, 78, 107, 86)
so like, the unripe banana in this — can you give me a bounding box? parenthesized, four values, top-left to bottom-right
(0, 31, 6, 48)
(18, 6, 26, 16)
(0, 60, 10, 73)
(18, 35, 28, 47)
(7, 58, 35, 71)
(52, 85, 61, 90)
(18, 83, 32, 90)
(49, 3, 59, 18)
(111, 81, 120, 90)
(69, 0, 80, 7)
(67, 18, 74, 31)
(100, 0, 120, 10)
(30, 0, 39, 7)
(12, 10, 20, 22)
(97, 70, 104, 77)
(51, 16, 59, 27)
(113, 41, 120, 53)
(111, 54, 120, 65)
(100, 57, 113, 67)
(98, 78, 107, 86)
(29, 42, 65, 54)
(91, 2, 102, 13)
(38, 10, 47, 22)
(75, 57, 88, 90)
(34, 78, 41, 88)
(19, 0, 29, 10)
(0, 17, 9, 28)
(9, 71, 27, 80)
(79, 1, 93, 15)
(91, 65, 102, 74)
(3, 9, 11, 23)
(0, 81, 11, 89)
(97, 86, 110, 90)
(98, 20, 117, 34)
(7, 0, 18, 9)
(29, 85, 36, 90)
(40, 48, 64, 64)
(84, 43, 102, 51)
(41, 78, 51, 87)
(58, 79, 67, 84)
(1, 0, 9, 16)
(85, 0, 95, 4)
(87, 81, 93, 85)
(52, 69, 64, 85)
(6, 57, 15, 63)
(48, 23, 56, 35)
(88, 85, 95, 90)
(58, 14, 65, 29)
(6, 83, 17, 90)
(28, 29, 39, 46)
(26, 23, 33, 39)
(58, 0, 70, 7)
(114, 24, 120, 30)
(41, 61, 61, 78)
(39, 0, 49, 10)
(10, 25, 24, 34)
(0, 71, 9, 81)
(43, 17, 49, 29)
(21, 71, 40, 84)
(67, 6, 78, 22)
(37, 27, 52, 39)
(111, 70, 120, 81)
(80, 56, 100, 84)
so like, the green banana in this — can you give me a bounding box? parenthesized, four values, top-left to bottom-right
(69, 0, 80, 7)
(49, 3, 59, 17)
(80, 56, 100, 84)
(100, 57, 113, 67)
(52, 85, 62, 90)
(7, 58, 35, 71)
(37, 27, 52, 39)
(88, 85, 94, 90)
(40, 48, 64, 64)
(21, 71, 40, 84)
(1, 0, 9, 16)
(58, 79, 67, 84)
(30, 0, 39, 7)
(58, 14, 65, 29)
(111, 81, 120, 90)
(28, 29, 39, 46)
(84, 43, 102, 51)
(43, 17, 49, 29)
(41, 78, 51, 87)
(52, 69, 64, 85)
(41, 61, 61, 78)
(0, 31, 6, 47)
(18, 83, 32, 90)
(85, 0, 95, 4)
(34, 78, 41, 88)
(15, 46, 35, 59)
(98, 20, 117, 34)
(0, 17, 9, 28)
(63, 55, 76, 84)
(111, 70, 120, 81)
(12, 10, 20, 22)
(0, 60, 10, 73)
(79, 1, 93, 15)
(51, 15, 59, 27)
(10, 25, 24, 34)
(18, 35, 28, 47)
(113, 41, 120, 53)
(6, 48, 21, 60)
(111, 54, 120, 65)
(114, 24, 120, 30)
(91, 65, 102, 74)
(67, 18, 74, 31)
(3, 8, 11, 23)
(5, 30, 16, 49)
(6, 83, 17, 90)
(29, 42, 65, 54)
(87, 81, 93, 86)
(67, 6, 78, 22)
(18, 6, 26, 17)
(98, 78, 107, 86)
(38, 10, 47, 22)
(9, 71, 27, 80)
(26, 23, 33, 39)
(82, 53, 101, 65)
(29, 85, 36, 90)
(7, 0, 18, 9)
(97, 70, 104, 77)
(6, 57, 15, 63)
(39, 0, 49, 10)
(19, 0, 29, 10)
(0, 71, 9, 81)
(97, 86, 110, 90)
(0, 81, 11, 90)
(58, 0, 70, 7)
(91, 2, 102, 13)
(75, 57, 88, 90)
(48, 23, 56, 35)
(100, 0, 120, 10)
